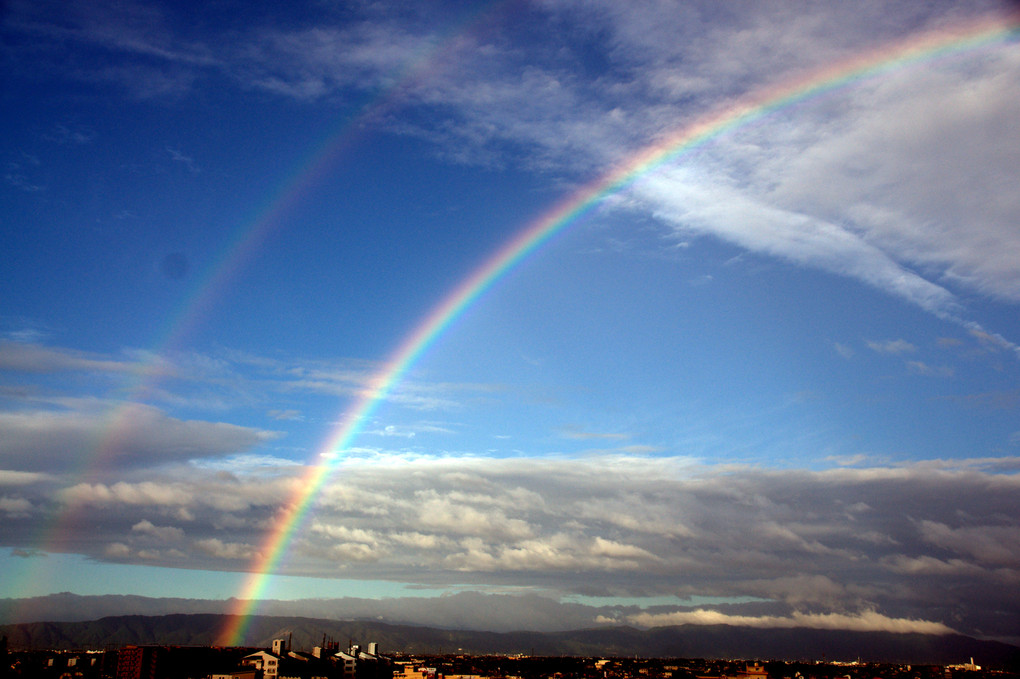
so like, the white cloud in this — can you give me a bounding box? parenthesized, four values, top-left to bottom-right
(0, 496, 32, 516)
(590, 536, 660, 562)
(867, 339, 916, 354)
(387, 531, 455, 551)
(224, 1, 1012, 345)
(309, 522, 381, 545)
(638, 167, 962, 319)
(414, 491, 534, 540)
(242, 23, 434, 99)
(131, 519, 185, 542)
(268, 409, 303, 421)
(622, 36, 1020, 333)
(193, 538, 258, 560)
(622, 608, 954, 634)
(0, 470, 52, 486)
(327, 542, 384, 563)
(166, 145, 198, 172)
(767, 54, 1020, 303)
(833, 343, 855, 359)
(906, 361, 955, 377)
(63, 481, 195, 507)
(105, 542, 131, 558)
(444, 533, 657, 573)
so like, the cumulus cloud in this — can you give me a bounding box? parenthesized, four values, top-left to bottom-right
(105, 543, 131, 558)
(131, 519, 185, 542)
(63, 481, 195, 507)
(4, 453, 1019, 637)
(193, 538, 258, 560)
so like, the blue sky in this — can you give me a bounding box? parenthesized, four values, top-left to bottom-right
(2, 0, 1020, 641)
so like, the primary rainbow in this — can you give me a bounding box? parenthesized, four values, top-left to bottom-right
(218, 14, 1019, 646)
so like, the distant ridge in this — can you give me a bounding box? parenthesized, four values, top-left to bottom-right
(2, 614, 1019, 668)
(0, 591, 603, 632)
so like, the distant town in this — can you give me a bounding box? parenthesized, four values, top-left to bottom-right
(1, 633, 1014, 679)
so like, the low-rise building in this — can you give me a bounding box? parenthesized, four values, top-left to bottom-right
(242, 650, 283, 679)
(335, 643, 392, 679)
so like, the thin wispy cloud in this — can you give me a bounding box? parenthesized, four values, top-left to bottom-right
(867, 339, 916, 354)
(166, 146, 199, 173)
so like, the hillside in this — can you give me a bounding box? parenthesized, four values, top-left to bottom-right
(2, 614, 1019, 668)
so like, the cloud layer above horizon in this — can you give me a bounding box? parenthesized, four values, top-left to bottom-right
(4, 441, 1020, 638)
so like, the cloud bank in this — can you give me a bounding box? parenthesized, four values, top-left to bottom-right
(4, 450, 1019, 639)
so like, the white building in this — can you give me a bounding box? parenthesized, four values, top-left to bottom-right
(335, 642, 392, 679)
(242, 649, 282, 679)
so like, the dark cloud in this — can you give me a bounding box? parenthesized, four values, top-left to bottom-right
(0, 341, 133, 374)
(0, 405, 279, 472)
(2, 455, 1018, 639)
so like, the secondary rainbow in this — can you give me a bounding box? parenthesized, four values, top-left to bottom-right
(218, 14, 1019, 646)
(10, 4, 505, 620)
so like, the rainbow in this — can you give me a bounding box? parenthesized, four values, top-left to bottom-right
(12, 2, 502, 616)
(217, 15, 1019, 646)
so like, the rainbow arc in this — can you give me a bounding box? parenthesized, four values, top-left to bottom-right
(216, 14, 1020, 646)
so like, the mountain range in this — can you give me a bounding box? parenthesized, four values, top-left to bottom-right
(2, 613, 1019, 668)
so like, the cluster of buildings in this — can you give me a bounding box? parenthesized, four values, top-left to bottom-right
(229, 638, 392, 679)
(0, 637, 393, 679)
(0, 634, 1005, 679)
